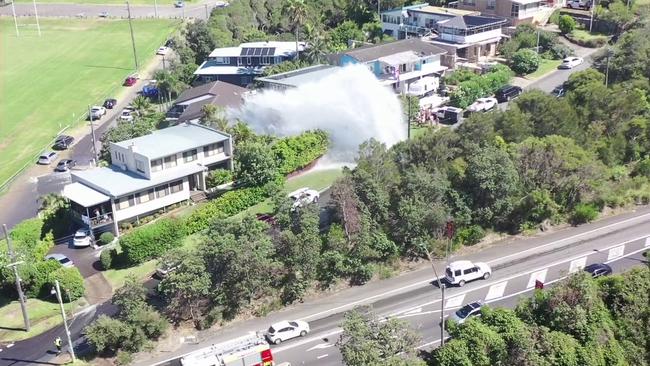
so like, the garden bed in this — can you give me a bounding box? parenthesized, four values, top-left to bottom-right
(565, 29, 608, 48)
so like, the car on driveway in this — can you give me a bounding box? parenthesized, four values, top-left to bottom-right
(174, 0, 184, 7)
(445, 260, 491, 287)
(558, 57, 584, 69)
(45, 253, 74, 268)
(38, 151, 58, 165)
(289, 187, 319, 210)
(119, 109, 134, 122)
(55, 159, 77, 172)
(494, 85, 523, 103)
(103, 98, 117, 109)
(73, 229, 92, 248)
(584, 263, 612, 278)
(53, 135, 75, 150)
(448, 301, 484, 325)
(467, 97, 498, 113)
(156, 46, 170, 55)
(266, 320, 310, 345)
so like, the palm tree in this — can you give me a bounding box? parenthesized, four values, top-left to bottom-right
(304, 32, 329, 64)
(153, 69, 185, 107)
(283, 0, 309, 58)
(200, 104, 229, 131)
(39, 193, 68, 219)
(131, 95, 154, 117)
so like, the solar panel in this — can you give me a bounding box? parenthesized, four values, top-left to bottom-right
(254, 48, 263, 56)
(265, 48, 276, 56)
(240, 48, 249, 56)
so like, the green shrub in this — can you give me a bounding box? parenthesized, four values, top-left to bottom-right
(549, 43, 573, 60)
(449, 65, 513, 108)
(100, 249, 113, 270)
(116, 350, 134, 366)
(206, 169, 233, 188)
(272, 130, 329, 175)
(455, 225, 486, 246)
(48, 267, 85, 302)
(635, 157, 650, 177)
(22, 259, 62, 298)
(511, 49, 540, 75)
(99, 232, 115, 246)
(549, 9, 561, 24)
(120, 218, 185, 265)
(559, 15, 576, 34)
(570, 203, 599, 225)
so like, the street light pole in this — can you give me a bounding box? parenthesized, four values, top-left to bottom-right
(88, 105, 98, 164)
(3, 224, 30, 332)
(53, 280, 75, 362)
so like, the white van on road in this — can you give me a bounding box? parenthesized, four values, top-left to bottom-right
(445, 260, 491, 287)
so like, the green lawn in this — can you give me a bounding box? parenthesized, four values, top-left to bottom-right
(0, 18, 179, 187)
(104, 259, 157, 290)
(14, 0, 196, 5)
(526, 59, 562, 80)
(0, 297, 84, 342)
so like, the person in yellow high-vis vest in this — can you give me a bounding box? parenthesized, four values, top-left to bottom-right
(54, 337, 62, 355)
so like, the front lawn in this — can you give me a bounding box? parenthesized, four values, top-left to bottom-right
(104, 258, 157, 290)
(566, 29, 608, 47)
(526, 59, 562, 80)
(0, 297, 84, 342)
(0, 18, 179, 188)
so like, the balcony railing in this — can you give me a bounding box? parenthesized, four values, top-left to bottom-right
(72, 211, 114, 228)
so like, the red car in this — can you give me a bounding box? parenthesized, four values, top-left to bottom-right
(123, 76, 137, 86)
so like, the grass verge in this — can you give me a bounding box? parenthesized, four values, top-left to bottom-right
(526, 59, 562, 80)
(0, 297, 85, 342)
(104, 259, 157, 290)
(566, 29, 608, 48)
(0, 18, 179, 187)
(14, 0, 197, 5)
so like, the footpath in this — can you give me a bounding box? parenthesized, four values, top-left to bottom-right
(134, 205, 650, 365)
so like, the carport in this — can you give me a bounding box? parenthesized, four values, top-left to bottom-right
(63, 182, 116, 236)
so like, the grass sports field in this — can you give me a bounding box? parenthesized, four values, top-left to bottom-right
(0, 18, 179, 187)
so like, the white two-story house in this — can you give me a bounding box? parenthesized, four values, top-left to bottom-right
(62, 122, 233, 236)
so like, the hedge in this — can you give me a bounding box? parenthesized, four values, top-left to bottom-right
(48, 267, 85, 302)
(120, 218, 185, 265)
(449, 64, 513, 108)
(272, 130, 329, 175)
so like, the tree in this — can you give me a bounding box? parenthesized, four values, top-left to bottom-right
(48, 267, 85, 302)
(511, 49, 540, 75)
(183, 19, 216, 65)
(84, 315, 132, 354)
(100, 120, 154, 163)
(158, 252, 211, 323)
(153, 69, 185, 104)
(329, 20, 366, 51)
(302, 25, 330, 64)
(283, 0, 308, 57)
(200, 104, 229, 131)
(559, 15, 576, 34)
(39, 193, 68, 219)
(131, 95, 154, 118)
(337, 307, 425, 366)
(234, 142, 279, 187)
(400, 94, 420, 127)
(329, 174, 363, 241)
(112, 276, 147, 318)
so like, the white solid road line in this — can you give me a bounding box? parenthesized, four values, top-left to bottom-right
(307, 343, 335, 352)
(317, 354, 329, 359)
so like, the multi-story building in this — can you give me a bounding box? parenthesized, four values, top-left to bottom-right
(381, 4, 479, 40)
(165, 81, 249, 124)
(453, 0, 560, 25)
(193, 41, 306, 87)
(328, 38, 448, 94)
(62, 123, 233, 236)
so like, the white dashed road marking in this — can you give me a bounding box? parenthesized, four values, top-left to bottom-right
(569, 257, 587, 273)
(445, 294, 465, 309)
(317, 354, 329, 359)
(607, 245, 625, 260)
(527, 269, 548, 288)
(307, 343, 334, 352)
(485, 281, 508, 301)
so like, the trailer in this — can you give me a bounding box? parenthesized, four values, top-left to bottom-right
(180, 334, 274, 366)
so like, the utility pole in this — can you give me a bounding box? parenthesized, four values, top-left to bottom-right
(182, 4, 185, 19)
(440, 284, 446, 346)
(154, 0, 158, 18)
(536, 29, 540, 54)
(3, 224, 30, 332)
(126, 1, 139, 70)
(32, 0, 41, 36)
(590, 0, 598, 32)
(11, 0, 19, 37)
(53, 280, 75, 363)
(204, 3, 208, 19)
(605, 49, 612, 87)
(88, 105, 98, 163)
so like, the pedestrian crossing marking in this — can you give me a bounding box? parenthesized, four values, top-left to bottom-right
(527, 269, 548, 288)
(445, 294, 465, 309)
(569, 257, 587, 273)
(607, 245, 625, 260)
(485, 281, 508, 301)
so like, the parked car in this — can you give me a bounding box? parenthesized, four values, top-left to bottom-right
(567, 0, 591, 9)
(467, 97, 498, 113)
(53, 135, 75, 150)
(156, 46, 169, 56)
(73, 229, 92, 247)
(495, 85, 523, 103)
(558, 57, 584, 69)
(98, 11, 109, 17)
(289, 187, 319, 210)
(45, 253, 74, 268)
(155, 261, 179, 279)
(55, 159, 77, 172)
(584, 263, 612, 278)
(119, 109, 134, 122)
(89, 106, 107, 120)
(124, 75, 138, 87)
(445, 260, 491, 287)
(38, 151, 58, 165)
(551, 85, 566, 98)
(266, 320, 310, 345)
(448, 301, 484, 325)
(103, 98, 117, 109)
(174, 0, 184, 7)
(433, 106, 463, 125)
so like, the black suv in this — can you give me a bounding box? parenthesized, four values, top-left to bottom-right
(495, 85, 523, 103)
(53, 135, 75, 150)
(103, 98, 117, 109)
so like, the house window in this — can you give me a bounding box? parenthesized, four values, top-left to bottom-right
(463, 0, 475, 5)
(203, 142, 224, 157)
(215, 57, 229, 64)
(487, 0, 495, 9)
(116, 195, 135, 210)
(170, 180, 183, 194)
(164, 155, 177, 168)
(135, 160, 145, 173)
(156, 184, 169, 198)
(151, 159, 163, 172)
(183, 149, 197, 162)
(400, 64, 407, 73)
(137, 189, 155, 204)
(511, 4, 520, 17)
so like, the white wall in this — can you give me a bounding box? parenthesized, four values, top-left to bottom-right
(440, 28, 502, 44)
(113, 178, 190, 222)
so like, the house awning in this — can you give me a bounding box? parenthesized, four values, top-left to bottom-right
(378, 51, 421, 66)
(63, 182, 110, 208)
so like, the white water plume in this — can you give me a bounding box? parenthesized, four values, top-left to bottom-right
(233, 64, 407, 161)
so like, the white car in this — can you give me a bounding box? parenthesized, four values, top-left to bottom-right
(566, 0, 591, 9)
(73, 229, 92, 247)
(119, 109, 134, 122)
(558, 57, 584, 69)
(266, 320, 310, 345)
(89, 106, 107, 120)
(467, 97, 497, 113)
(289, 187, 319, 210)
(156, 46, 169, 56)
(45, 253, 74, 268)
(448, 301, 484, 325)
(445, 260, 491, 287)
